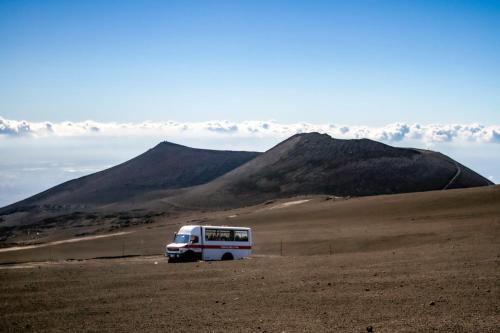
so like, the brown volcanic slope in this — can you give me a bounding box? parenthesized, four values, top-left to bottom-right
(0, 186, 499, 332)
(0, 141, 260, 213)
(0, 133, 492, 245)
(165, 132, 493, 209)
(2, 132, 492, 215)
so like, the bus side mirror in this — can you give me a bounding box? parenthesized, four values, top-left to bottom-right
(173, 232, 177, 241)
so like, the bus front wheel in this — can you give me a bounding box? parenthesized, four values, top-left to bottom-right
(184, 251, 198, 262)
(221, 253, 234, 261)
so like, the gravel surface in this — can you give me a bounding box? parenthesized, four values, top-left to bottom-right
(1, 186, 499, 332)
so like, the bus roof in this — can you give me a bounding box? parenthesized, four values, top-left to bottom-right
(180, 225, 251, 231)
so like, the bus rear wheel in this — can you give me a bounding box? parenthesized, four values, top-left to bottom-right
(221, 253, 234, 261)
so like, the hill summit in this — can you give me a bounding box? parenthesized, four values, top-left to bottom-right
(0, 132, 493, 245)
(1, 141, 260, 211)
(166, 132, 493, 208)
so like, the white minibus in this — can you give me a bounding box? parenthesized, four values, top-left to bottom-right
(165, 225, 252, 262)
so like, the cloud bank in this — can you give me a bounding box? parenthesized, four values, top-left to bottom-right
(1, 116, 499, 144)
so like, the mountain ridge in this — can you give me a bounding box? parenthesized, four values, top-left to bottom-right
(0, 141, 261, 213)
(0, 132, 493, 245)
(161, 132, 493, 209)
(0, 132, 493, 214)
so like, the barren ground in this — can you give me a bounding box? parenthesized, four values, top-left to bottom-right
(1, 186, 499, 332)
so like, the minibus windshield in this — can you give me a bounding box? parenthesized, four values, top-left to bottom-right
(174, 234, 190, 244)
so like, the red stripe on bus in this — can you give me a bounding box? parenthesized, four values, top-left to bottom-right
(187, 245, 252, 250)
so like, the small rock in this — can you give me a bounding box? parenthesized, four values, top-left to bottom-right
(327, 282, 332, 286)
(366, 325, 373, 332)
(429, 301, 435, 306)
(365, 288, 370, 291)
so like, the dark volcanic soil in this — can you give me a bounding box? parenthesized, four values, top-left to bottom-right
(166, 133, 493, 209)
(1, 133, 493, 244)
(0, 186, 499, 332)
(0, 142, 260, 210)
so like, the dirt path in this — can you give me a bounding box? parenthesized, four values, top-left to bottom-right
(443, 161, 461, 190)
(269, 199, 310, 210)
(0, 231, 134, 253)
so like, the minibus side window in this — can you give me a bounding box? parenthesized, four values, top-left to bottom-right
(205, 229, 217, 241)
(218, 230, 231, 241)
(234, 230, 248, 242)
(205, 229, 249, 242)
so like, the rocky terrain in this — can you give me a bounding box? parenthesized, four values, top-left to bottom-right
(0, 133, 493, 246)
(0, 185, 498, 332)
(166, 132, 492, 209)
(0, 141, 260, 210)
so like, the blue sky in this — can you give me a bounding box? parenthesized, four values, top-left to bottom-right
(0, 0, 499, 206)
(1, 0, 499, 124)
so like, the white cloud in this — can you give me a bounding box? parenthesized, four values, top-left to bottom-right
(1, 116, 499, 144)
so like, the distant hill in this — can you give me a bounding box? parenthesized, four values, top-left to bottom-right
(0, 141, 260, 212)
(0, 133, 493, 245)
(166, 133, 493, 209)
